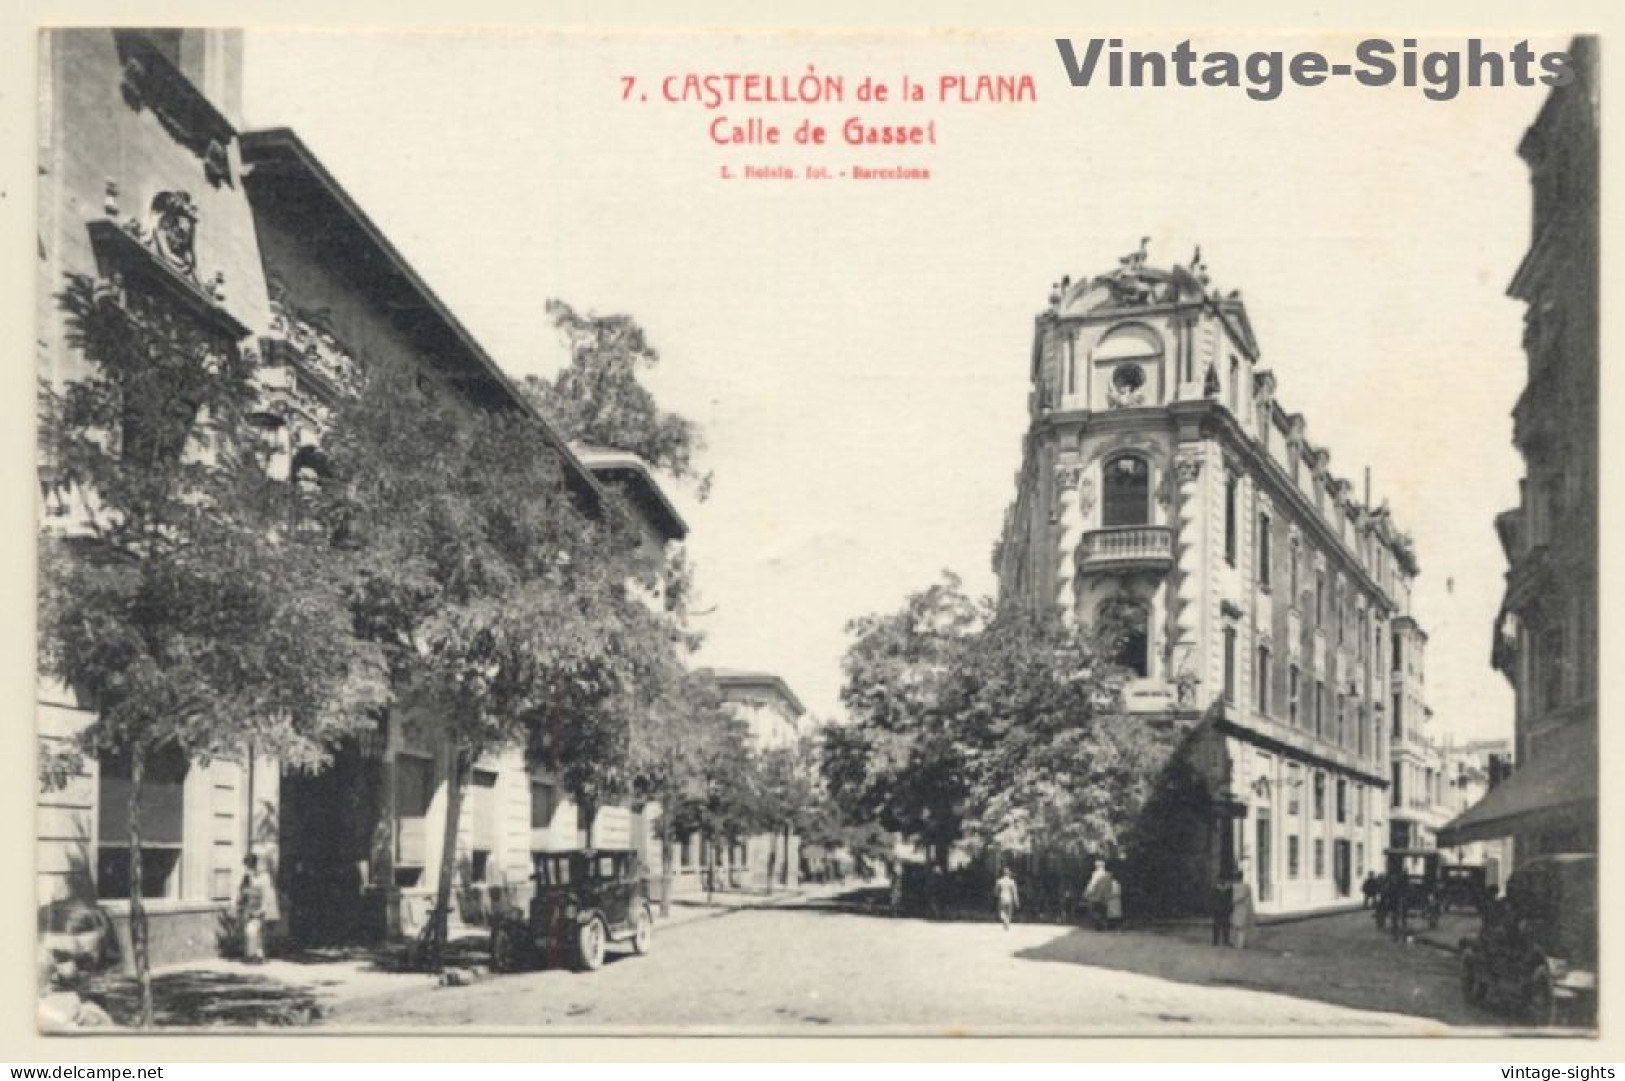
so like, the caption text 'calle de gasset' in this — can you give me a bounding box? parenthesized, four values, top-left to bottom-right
(618, 67, 1039, 182)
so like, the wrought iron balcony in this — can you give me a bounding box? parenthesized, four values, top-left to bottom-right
(1077, 525, 1174, 574)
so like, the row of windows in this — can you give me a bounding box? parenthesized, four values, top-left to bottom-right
(1222, 629, 1383, 760)
(1224, 472, 1388, 662)
(1283, 837, 1367, 882)
(1280, 762, 1370, 827)
(1390, 760, 1451, 811)
(1100, 454, 1404, 653)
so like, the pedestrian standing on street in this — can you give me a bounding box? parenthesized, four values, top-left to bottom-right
(1084, 860, 1111, 930)
(1104, 866, 1124, 930)
(254, 856, 281, 959)
(238, 854, 266, 964)
(1361, 872, 1380, 910)
(1229, 867, 1255, 950)
(995, 866, 1020, 930)
(889, 861, 904, 917)
(1211, 873, 1233, 946)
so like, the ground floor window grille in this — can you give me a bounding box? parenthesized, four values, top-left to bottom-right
(1287, 836, 1300, 878)
(1313, 838, 1325, 878)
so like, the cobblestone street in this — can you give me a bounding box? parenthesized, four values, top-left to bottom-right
(314, 899, 1503, 1035)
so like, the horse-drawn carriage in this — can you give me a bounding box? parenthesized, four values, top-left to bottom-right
(1375, 848, 1442, 935)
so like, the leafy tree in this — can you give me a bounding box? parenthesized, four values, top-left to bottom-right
(753, 736, 827, 890)
(832, 571, 1186, 879)
(943, 605, 1180, 859)
(37, 275, 385, 1026)
(665, 707, 760, 901)
(524, 300, 709, 496)
(831, 573, 983, 869)
(625, 665, 731, 913)
(318, 367, 660, 962)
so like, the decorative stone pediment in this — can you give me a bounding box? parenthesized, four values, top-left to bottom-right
(85, 211, 247, 342)
(1057, 241, 1214, 317)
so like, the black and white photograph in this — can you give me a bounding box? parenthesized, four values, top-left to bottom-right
(27, 20, 1600, 1042)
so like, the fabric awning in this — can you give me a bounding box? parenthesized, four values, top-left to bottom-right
(1437, 722, 1596, 847)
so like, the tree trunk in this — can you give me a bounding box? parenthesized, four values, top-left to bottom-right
(128, 742, 153, 1029)
(431, 749, 470, 968)
(704, 830, 714, 904)
(783, 823, 793, 889)
(658, 783, 674, 918)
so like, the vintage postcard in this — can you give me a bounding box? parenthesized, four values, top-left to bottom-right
(28, 24, 1599, 1041)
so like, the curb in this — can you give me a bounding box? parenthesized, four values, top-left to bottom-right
(658, 889, 813, 926)
(1256, 903, 1368, 927)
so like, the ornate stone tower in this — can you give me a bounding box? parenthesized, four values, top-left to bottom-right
(994, 241, 1262, 712)
(994, 242, 1413, 913)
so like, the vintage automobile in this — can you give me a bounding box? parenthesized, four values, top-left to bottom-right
(488, 849, 653, 973)
(1375, 849, 1442, 934)
(1459, 853, 1596, 1027)
(1438, 863, 1493, 914)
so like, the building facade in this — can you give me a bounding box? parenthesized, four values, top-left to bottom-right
(710, 670, 806, 891)
(36, 28, 288, 967)
(36, 31, 689, 966)
(1440, 737, 1514, 890)
(993, 246, 1428, 915)
(1387, 616, 1449, 851)
(240, 130, 690, 946)
(1444, 37, 1598, 865)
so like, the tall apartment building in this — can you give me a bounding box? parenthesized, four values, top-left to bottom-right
(1442, 37, 1598, 865)
(994, 246, 1428, 915)
(1388, 616, 1449, 851)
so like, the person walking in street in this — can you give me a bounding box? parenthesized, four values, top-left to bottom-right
(995, 866, 1020, 930)
(1083, 860, 1111, 930)
(238, 854, 267, 964)
(889, 861, 904, 917)
(1361, 871, 1380, 910)
(1229, 866, 1255, 950)
(254, 855, 281, 959)
(1104, 866, 1124, 930)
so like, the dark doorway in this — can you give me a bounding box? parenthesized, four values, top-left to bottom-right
(1256, 813, 1273, 902)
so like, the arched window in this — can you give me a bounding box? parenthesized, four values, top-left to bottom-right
(1101, 453, 1151, 527)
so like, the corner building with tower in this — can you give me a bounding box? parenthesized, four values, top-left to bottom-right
(994, 246, 1426, 915)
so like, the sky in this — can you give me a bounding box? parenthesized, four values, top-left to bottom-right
(239, 30, 1566, 742)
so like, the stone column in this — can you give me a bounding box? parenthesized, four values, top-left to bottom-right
(1052, 456, 1086, 623)
(1170, 446, 1207, 705)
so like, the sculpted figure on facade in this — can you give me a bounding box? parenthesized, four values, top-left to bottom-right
(149, 190, 200, 279)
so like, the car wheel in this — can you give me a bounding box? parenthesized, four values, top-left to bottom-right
(489, 924, 521, 974)
(575, 917, 607, 972)
(1527, 969, 1559, 1027)
(632, 906, 653, 956)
